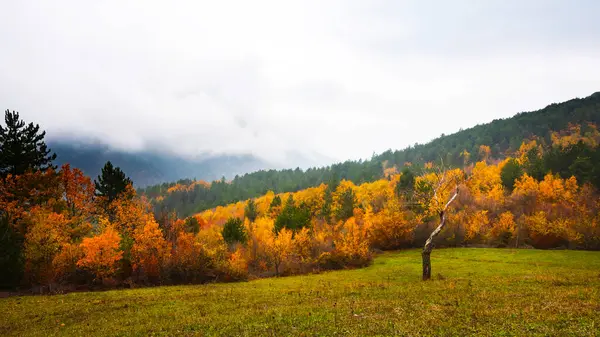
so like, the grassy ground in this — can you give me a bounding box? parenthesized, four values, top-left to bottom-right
(1, 248, 599, 336)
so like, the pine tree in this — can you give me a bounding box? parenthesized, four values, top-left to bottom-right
(274, 195, 310, 233)
(245, 199, 258, 222)
(500, 158, 523, 191)
(0, 110, 56, 178)
(222, 217, 247, 245)
(334, 188, 356, 222)
(94, 161, 133, 203)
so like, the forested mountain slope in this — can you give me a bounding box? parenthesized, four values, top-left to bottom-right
(49, 141, 269, 187)
(141, 92, 600, 218)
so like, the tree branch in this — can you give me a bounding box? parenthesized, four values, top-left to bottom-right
(423, 186, 459, 255)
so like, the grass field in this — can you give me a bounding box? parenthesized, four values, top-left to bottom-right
(1, 248, 599, 336)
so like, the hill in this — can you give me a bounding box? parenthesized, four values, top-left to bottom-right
(2, 248, 598, 336)
(48, 141, 270, 187)
(141, 92, 600, 218)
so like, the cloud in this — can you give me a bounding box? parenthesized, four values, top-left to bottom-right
(1, 0, 599, 167)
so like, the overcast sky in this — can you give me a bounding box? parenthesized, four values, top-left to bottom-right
(1, 1, 599, 166)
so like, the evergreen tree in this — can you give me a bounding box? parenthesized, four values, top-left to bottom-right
(335, 188, 356, 222)
(245, 199, 258, 222)
(320, 186, 333, 222)
(222, 217, 247, 245)
(274, 195, 311, 233)
(500, 158, 523, 191)
(523, 148, 545, 181)
(396, 167, 415, 197)
(269, 195, 282, 214)
(184, 216, 200, 234)
(0, 215, 24, 288)
(0, 109, 56, 178)
(95, 161, 133, 202)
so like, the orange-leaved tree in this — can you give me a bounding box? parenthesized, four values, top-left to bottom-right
(131, 219, 171, 282)
(77, 221, 123, 282)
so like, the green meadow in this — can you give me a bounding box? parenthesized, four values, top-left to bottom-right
(2, 248, 599, 336)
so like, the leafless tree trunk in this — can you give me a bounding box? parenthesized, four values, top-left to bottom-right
(422, 187, 459, 281)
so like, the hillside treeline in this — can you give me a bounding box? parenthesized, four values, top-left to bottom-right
(141, 92, 600, 218)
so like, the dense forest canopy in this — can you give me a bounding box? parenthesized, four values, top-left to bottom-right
(140, 92, 600, 219)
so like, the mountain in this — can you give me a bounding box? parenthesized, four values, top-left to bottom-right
(139, 91, 600, 218)
(48, 141, 271, 187)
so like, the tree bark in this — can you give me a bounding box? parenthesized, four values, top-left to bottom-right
(422, 187, 458, 281)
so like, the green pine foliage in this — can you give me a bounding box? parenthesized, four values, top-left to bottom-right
(500, 158, 523, 191)
(274, 195, 311, 234)
(95, 161, 133, 202)
(221, 217, 247, 245)
(0, 109, 56, 178)
(244, 199, 258, 222)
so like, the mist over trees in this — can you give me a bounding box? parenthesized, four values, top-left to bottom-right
(140, 92, 600, 219)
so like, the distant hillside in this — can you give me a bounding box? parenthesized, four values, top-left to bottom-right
(49, 141, 270, 187)
(373, 92, 600, 167)
(141, 92, 600, 218)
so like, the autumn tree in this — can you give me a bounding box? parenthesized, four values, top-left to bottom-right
(58, 164, 96, 236)
(335, 217, 371, 266)
(267, 228, 293, 276)
(171, 231, 212, 282)
(418, 168, 463, 280)
(23, 210, 69, 285)
(479, 145, 491, 162)
(0, 169, 61, 287)
(131, 219, 171, 282)
(0, 109, 56, 178)
(77, 223, 123, 282)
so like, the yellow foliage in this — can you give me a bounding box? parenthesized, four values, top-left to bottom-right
(467, 161, 503, 201)
(551, 123, 600, 148)
(335, 217, 370, 259)
(464, 210, 489, 241)
(490, 211, 516, 239)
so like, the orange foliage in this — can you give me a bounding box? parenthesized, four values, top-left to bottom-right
(59, 164, 95, 218)
(131, 219, 171, 280)
(77, 224, 123, 281)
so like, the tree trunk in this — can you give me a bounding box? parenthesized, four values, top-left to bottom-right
(422, 250, 431, 280)
(422, 187, 459, 281)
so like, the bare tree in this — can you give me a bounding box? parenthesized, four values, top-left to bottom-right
(420, 169, 461, 280)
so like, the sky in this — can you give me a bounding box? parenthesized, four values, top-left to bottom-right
(1, 0, 599, 167)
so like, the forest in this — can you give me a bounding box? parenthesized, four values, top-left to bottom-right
(1, 93, 600, 291)
(140, 92, 600, 219)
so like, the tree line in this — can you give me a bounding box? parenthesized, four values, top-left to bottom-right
(140, 92, 600, 219)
